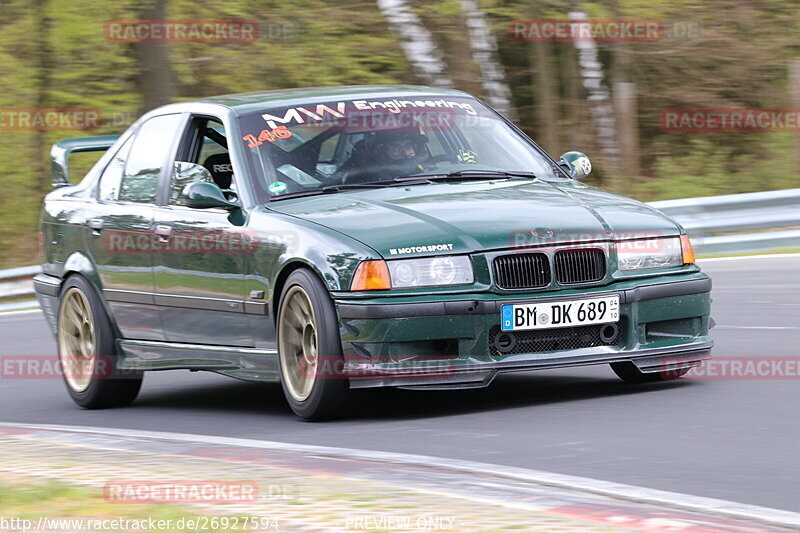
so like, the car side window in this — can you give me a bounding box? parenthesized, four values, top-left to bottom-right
(119, 114, 183, 204)
(98, 135, 134, 201)
(197, 120, 229, 165)
(170, 118, 233, 205)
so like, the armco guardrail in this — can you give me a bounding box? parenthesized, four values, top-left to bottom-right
(0, 265, 41, 310)
(0, 265, 41, 280)
(0, 189, 798, 307)
(650, 188, 800, 254)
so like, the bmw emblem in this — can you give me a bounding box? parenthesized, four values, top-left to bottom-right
(531, 227, 554, 239)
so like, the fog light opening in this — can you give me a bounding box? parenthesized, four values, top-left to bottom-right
(599, 323, 620, 344)
(493, 332, 517, 354)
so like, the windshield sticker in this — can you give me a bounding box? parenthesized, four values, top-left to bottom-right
(389, 243, 455, 255)
(260, 99, 479, 129)
(242, 126, 292, 148)
(457, 149, 478, 164)
(353, 99, 477, 116)
(268, 181, 287, 194)
(262, 102, 347, 129)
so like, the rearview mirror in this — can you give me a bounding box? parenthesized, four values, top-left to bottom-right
(558, 151, 592, 180)
(179, 179, 239, 210)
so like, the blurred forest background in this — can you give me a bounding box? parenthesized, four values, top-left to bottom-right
(1, 0, 799, 268)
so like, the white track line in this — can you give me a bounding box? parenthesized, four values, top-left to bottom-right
(1, 422, 798, 529)
(0, 308, 42, 317)
(698, 253, 800, 263)
(715, 325, 796, 330)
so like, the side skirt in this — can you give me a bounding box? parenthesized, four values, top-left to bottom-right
(117, 339, 280, 382)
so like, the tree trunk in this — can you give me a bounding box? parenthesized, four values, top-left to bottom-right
(459, 0, 516, 119)
(561, 34, 590, 153)
(614, 81, 640, 179)
(533, 42, 557, 152)
(133, 0, 174, 114)
(789, 60, 800, 178)
(32, 0, 53, 195)
(376, 0, 452, 88)
(530, 3, 557, 152)
(568, 8, 621, 185)
(608, 0, 631, 87)
(609, 0, 638, 181)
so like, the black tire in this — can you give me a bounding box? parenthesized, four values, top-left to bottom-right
(610, 361, 691, 383)
(277, 269, 348, 420)
(57, 275, 143, 408)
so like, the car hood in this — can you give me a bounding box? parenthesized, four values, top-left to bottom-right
(267, 179, 681, 257)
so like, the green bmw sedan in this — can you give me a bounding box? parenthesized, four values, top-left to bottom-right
(34, 85, 712, 419)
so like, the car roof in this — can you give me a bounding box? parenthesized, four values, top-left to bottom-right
(194, 85, 473, 116)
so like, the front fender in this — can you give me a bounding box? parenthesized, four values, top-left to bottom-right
(246, 207, 380, 316)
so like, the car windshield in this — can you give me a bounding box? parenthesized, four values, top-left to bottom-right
(236, 95, 560, 200)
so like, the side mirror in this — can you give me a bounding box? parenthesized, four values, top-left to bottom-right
(558, 151, 592, 180)
(181, 181, 239, 209)
(175, 162, 239, 209)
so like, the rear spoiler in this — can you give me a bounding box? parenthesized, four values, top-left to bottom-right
(50, 135, 120, 187)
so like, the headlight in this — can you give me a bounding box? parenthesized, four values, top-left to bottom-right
(387, 255, 474, 288)
(616, 236, 690, 271)
(350, 256, 474, 290)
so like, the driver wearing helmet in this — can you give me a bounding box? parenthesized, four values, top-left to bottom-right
(339, 129, 429, 184)
(369, 130, 428, 174)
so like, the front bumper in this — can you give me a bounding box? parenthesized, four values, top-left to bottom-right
(335, 274, 713, 389)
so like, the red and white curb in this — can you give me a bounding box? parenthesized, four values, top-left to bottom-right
(1, 422, 798, 531)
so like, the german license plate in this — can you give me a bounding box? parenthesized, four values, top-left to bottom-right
(500, 295, 619, 332)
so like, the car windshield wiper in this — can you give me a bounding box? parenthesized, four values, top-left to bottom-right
(269, 171, 537, 201)
(394, 170, 537, 182)
(269, 181, 423, 201)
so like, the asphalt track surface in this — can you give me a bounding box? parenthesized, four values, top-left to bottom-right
(1, 256, 798, 512)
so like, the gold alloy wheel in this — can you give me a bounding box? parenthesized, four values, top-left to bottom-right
(278, 286, 319, 402)
(57, 288, 97, 392)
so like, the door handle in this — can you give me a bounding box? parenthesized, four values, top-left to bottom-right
(155, 225, 172, 243)
(87, 219, 104, 234)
